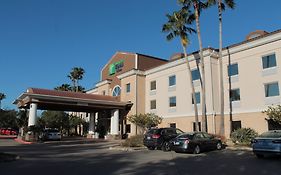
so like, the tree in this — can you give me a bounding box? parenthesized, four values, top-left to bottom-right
(207, 0, 235, 136)
(67, 67, 85, 92)
(0, 110, 18, 129)
(162, 8, 200, 131)
(179, 0, 209, 132)
(54, 84, 72, 91)
(40, 111, 69, 131)
(263, 105, 281, 125)
(0, 92, 6, 110)
(127, 113, 163, 133)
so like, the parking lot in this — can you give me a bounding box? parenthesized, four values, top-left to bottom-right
(0, 138, 280, 175)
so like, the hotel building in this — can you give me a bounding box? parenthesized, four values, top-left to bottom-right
(89, 29, 281, 138)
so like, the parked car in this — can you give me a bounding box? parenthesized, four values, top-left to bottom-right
(252, 130, 281, 158)
(0, 128, 18, 135)
(41, 128, 62, 141)
(143, 127, 184, 151)
(170, 132, 222, 154)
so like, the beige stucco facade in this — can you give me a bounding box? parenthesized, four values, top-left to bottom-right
(89, 29, 281, 138)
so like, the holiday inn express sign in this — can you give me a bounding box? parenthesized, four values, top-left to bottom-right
(109, 60, 124, 75)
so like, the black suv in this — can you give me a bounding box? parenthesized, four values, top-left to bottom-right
(143, 127, 184, 151)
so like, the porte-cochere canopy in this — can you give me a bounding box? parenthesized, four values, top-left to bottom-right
(14, 88, 133, 112)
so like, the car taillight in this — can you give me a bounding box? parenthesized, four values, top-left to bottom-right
(272, 140, 281, 144)
(152, 134, 160, 139)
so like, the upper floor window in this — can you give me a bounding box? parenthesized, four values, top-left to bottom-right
(230, 89, 240, 102)
(150, 81, 156, 91)
(112, 85, 121, 96)
(265, 82, 279, 97)
(126, 83, 131, 93)
(262, 54, 276, 69)
(228, 63, 239, 77)
(191, 69, 200, 81)
(169, 96, 176, 107)
(150, 100, 156, 110)
(102, 90, 106, 95)
(169, 75, 176, 86)
(192, 92, 201, 104)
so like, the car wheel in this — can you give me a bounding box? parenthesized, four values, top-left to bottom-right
(255, 153, 264, 159)
(147, 146, 155, 150)
(193, 145, 201, 154)
(161, 142, 171, 152)
(216, 142, 222, 150)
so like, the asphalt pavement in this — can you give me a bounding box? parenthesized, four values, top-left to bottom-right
(0, 137, 280, 175)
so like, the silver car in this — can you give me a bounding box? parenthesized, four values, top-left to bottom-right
(252, 130, 281, 158)
(42, 128, 62, 141)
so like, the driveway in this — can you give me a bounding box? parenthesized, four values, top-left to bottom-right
(0, 138, 280, 175)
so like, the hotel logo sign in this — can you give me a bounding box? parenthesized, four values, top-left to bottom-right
(109, 60, 124, 75)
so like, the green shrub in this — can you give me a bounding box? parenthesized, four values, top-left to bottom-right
(230, 128, 258, 145)
(121, 135, 144, 147)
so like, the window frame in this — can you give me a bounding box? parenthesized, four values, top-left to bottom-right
(191, 69, 200, 81)
(262, 53, 277, 69)
(228, 63, 239, 77)
(169, 75, 176, 87)
(192, 92, 201, 104)
(150, 80, 156, 91)
(150, 100, 156, 110)
(264, 82, 280, 97)
(126, 83, 131, 93)
(229, 88, 241, 102)
(169, 96, 177, 107)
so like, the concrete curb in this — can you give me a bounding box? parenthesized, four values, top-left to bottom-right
(14, 138, 33, 145)
(225, 146, 252, 151)
(109, 146, 147, 152)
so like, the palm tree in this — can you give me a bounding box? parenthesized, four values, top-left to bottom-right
(67, 67, 85, 92)
(208, 0, 235, 136)
(162, 9, 200, 131)
(54, 84, 72, 91)
(0, 93, 6, 110)
(178, 0, 209, 132)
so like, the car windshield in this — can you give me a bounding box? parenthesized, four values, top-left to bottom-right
(259, 130, 281, 138)
(45, 129, 59, 133)
(147, 129, 160, 134)
(177, 133, 194, 140)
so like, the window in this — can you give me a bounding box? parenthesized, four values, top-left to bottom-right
(193, 122, 201, 132)
(232, 121, 241, 132)
(150, 100, 156, 110)
(262, 54, 276, 69)
(265, 82, 280, 97)
(169, 96, 176, 107)
(150, 81, 156, 91)
(230, 89, 240, 102)
(170, 123, 176, 128)
(102, 90, 106, 95)
(191, 69, 200, 81)
(112, 85, 121, 96)
(228, 63, 239, 76)
(126, 83, 130, 93)
(192, 92, 200, 104)
(125, 124, 131, 133)
(169, 75, 176, 86)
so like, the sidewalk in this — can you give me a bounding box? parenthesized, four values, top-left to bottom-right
(0, 135, 17, 139)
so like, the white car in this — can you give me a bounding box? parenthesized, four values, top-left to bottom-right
(43, 128, 62, 141)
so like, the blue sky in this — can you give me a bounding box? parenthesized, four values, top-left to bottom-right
(1, 0, 281, 110)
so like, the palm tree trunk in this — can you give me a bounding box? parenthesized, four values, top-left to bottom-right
(194, 3, 207, 132)
(181, 42, 200, 132)
(218, 0, 225, 136)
